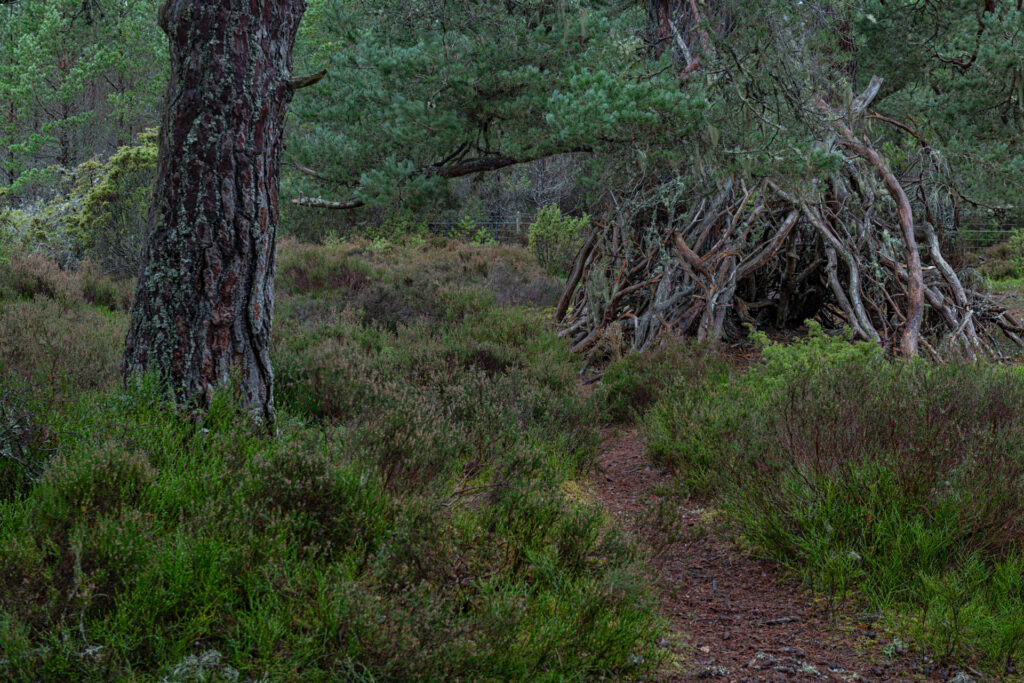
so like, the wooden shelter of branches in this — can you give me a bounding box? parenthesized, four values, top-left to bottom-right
(557, 77, 1024, 361)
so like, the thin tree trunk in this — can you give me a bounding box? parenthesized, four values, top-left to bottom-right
(834, 124, 924, 356)
(123, 0, 307, 425)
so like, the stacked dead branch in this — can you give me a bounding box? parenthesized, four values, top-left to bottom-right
(557, 80, 1024, 362)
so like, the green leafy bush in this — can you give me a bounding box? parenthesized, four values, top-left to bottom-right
(1009, 228, 1024, 275)
(76, 131, 158, 278)
(528, 205, 588, 276)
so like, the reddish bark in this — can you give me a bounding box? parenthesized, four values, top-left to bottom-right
(832, 121, 925, 357)
(124, 0, 307, 425)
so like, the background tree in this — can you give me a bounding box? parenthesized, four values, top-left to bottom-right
(4, 0, 1024, 363)
(0, 0, 165, 194)
(856, 0, 1024, 216)
(123, 0, 317, 424)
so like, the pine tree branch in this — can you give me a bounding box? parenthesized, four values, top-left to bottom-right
(291, 148, 590, 210)
(290, 196, 366, 210)
(287, 69, 327, 91)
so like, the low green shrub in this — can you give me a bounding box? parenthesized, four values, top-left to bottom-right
(528, 205, 588, 276)
(451, 215, 497, 246)
(0, 242, 662, 680)
(643, 325, 1024, 670)
(979, 230, 1024, 283)
(0, 216, 14, 266)
(1009, 229, 1024, 274)
(598, 342, 725, 423)
(365, 212, 430, 242)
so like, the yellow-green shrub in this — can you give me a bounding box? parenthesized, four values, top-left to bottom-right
(0, 132, 156, 277)
(527, 205, 588, 276)
(76, 130, 158, 277)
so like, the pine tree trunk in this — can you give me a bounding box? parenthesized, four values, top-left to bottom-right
(123, 0, 306, 425)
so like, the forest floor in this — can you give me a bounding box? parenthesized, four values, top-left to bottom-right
(591, 429, 978, 682)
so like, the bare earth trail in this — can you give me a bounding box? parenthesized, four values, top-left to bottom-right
(593, 429, 939, 682)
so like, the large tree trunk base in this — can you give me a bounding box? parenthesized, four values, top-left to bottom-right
(123, 0, 307, 426)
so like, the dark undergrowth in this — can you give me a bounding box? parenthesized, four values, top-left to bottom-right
(620, 325, 1024, 674)
(0, 241, 662, 681)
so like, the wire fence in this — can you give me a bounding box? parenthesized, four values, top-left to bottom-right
(794, 228, 1017, 249)
(956, 228, 1018, 248)
(426, 221, 528, 244)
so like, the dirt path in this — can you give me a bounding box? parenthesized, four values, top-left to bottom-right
(594, 429, 939, 682)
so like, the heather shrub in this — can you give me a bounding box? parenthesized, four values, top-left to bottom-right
(599, 341, 725, 423)
(644, 328, 1024, 668)
(243, 443, 392, 560)
(643, 369, 756, 494)
(37, 443, 158, 530)
(0, 381, 52, 501)
(272, 312, 386, 422)
(275, 306, 599, 491)
(79, 262, 134, 311)
(0, 299, 125, 404)
(276, 237, 371, 297)
(0, 242, 662, 680)
(0, 252, 81, 305)
(485, 260, 562, 307)
(356, 282, 439, 331)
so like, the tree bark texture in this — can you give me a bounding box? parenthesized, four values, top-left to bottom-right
(124, 0, 306, 425)
(647, 0, 704, 66)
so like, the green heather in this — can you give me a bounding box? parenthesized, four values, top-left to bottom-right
(627, 328, 1024, 670)
(0, 240, 661, 680)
